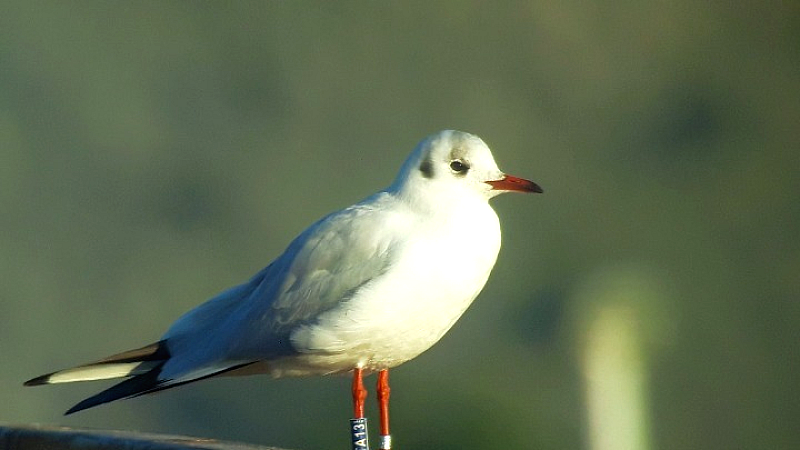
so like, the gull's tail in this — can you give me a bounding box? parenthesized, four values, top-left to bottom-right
(25, 341, 171, 415)
(25, 340, 258, 415)
(25, 341, 170, 387)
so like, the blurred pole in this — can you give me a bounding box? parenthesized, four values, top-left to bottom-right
(574, 266, 670, 450)
(582, 305, 650, 450)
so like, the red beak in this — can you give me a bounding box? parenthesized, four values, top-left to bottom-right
(486, 175, 543, 193)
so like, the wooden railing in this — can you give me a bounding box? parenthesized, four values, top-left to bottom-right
(0, 423, 295, 450)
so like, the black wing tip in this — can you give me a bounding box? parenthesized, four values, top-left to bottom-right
(63, 361, 167, 415)
(64, 394, 115, 415)
(62, 360, 259, 415)
(65, 400, 93, 416)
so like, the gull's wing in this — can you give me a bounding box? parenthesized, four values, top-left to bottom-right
(158, 191, 405, 379)
(26, 192, 408, 414)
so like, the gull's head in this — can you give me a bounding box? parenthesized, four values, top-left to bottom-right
(389, 130, 542, 205)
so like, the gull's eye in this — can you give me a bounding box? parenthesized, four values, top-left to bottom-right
(449, 159, 470, 174)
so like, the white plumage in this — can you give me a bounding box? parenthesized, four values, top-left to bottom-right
(26, 130, 542, 417)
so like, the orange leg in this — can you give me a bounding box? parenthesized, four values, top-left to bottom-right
(352, 368, 367, 418)
(377, 369, 392, 449)
(350, 368, 370, 450)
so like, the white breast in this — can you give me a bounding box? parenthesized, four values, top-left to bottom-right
(286, 200, 502, 374)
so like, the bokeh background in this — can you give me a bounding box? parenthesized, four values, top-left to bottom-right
(2, 2, 798, 449)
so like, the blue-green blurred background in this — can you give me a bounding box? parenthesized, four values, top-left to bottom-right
(2, 2, 798, 449)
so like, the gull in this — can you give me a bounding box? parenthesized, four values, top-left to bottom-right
(25, 130, 542, 449)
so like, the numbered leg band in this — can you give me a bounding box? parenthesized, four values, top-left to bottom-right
(350, 418, 369, 450)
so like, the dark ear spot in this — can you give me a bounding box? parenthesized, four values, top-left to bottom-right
(419, 157, 434, 179)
